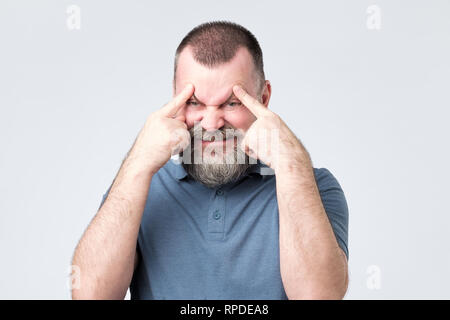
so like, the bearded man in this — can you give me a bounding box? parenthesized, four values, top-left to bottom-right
(72, 21, 349, 300)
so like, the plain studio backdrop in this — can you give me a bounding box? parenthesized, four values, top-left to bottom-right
(0, 0, 449, 299)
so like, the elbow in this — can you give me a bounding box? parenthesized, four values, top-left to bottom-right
(69, 262, 129, 300)
(71, 281, 127, 300)
(288, 285, 348, 300)
(72, 289, 126, 300)
(287, 272, 349, 300)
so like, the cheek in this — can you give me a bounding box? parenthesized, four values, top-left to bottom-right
(185, 108, 201, 128)
(224, 109, 255, 131)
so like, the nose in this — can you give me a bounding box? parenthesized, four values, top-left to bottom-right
(200, 107, 225, 132)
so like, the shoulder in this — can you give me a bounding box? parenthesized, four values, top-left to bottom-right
(312, 167, 348, 217)
(313, 167, 343, 191)
(313, 167, 349, 259)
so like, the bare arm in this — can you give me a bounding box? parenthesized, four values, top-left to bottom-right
(71, 84, 194, 299)
(276, 149, 348, 300)
(71, 158, 153, 299)
(232, 84, 348, 300)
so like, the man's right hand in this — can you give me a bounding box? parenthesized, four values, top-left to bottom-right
(126, 83, 194, 175)
(72, 84, 195, 300)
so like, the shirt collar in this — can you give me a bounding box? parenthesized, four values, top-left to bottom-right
(170, 157, 274, 181)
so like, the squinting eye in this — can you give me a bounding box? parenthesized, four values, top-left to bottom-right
(227, 102, 242, 107)
(186, 100, 199, 106)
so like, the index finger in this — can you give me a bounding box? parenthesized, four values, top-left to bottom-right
(161, 83, 195, 117)
(232, 85, 268, 118)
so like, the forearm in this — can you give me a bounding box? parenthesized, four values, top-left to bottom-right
(70, 83, 193, 299)
(276, 148, 348, 300)
(71, 159, 153, 299)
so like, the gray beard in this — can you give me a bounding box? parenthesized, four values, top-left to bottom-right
(181, 153, 253, 189)
(181, 137, 254, 189)
(182, 161, 252, 189)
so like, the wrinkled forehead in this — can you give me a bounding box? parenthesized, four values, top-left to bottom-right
(175, 46, 258, 106)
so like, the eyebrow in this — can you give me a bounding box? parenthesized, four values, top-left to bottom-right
(190, 92, 238, 105)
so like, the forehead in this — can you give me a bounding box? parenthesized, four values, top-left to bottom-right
(175, 46, 257, 105)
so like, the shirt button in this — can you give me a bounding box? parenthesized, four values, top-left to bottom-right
(213, 210, 221, 220)
(216, 189, 224, 196)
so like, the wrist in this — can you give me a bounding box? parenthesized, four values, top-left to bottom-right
(125, 146, 165, 177)
(274, 142, 313, 175)
(110, 162, 154, 199)
(122, 156, 158, 179)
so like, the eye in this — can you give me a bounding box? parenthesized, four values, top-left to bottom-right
(186, 100, 199, 106)
(225, 101, 242, 108)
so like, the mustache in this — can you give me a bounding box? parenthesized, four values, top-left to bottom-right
(188, 124, 245, 142)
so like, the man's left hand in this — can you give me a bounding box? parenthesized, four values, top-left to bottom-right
(232, 85, 311, 173)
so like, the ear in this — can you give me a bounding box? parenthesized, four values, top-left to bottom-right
(261, 80, 272, 108)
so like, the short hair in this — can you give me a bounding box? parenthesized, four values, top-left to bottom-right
(173, 21, 265, 94)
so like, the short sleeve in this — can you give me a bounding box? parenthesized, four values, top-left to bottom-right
(98, 185, 112, 210)
(313, 168, 349, 260)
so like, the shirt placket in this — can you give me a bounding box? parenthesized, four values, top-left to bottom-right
(207, 187, 226, 240)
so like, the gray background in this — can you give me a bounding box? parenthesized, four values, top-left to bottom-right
(1, 0, 449, 299)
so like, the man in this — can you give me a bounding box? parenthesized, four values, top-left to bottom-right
(71, 21, 349, 300)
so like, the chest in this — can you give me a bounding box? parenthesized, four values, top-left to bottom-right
(135, 177, 287, 299)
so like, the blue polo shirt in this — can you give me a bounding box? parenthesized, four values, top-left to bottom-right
(99, 158, 348, 300)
